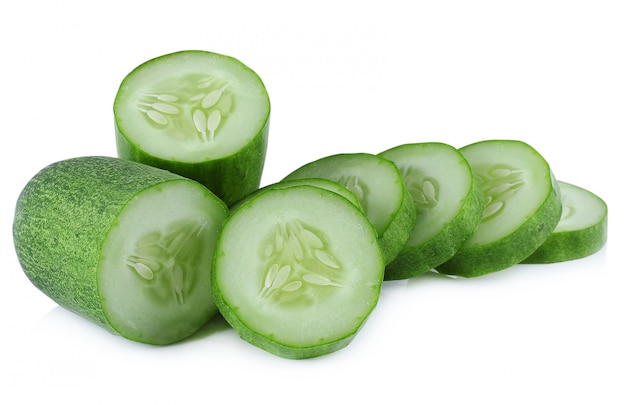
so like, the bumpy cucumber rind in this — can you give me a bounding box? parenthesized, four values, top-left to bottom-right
(385, 173, 485, 280)
(13, 156, 227, 343)
(14, 157, 175, 330)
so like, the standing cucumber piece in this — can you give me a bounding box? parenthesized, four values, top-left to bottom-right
(13, 156, 229, 345)
(437, 140, 562, 277)
(114, 50, 271, 206)
(213, 185, 385, 359)
(523, 181, 608, 263)
(282, 153, 417, 265)
(379, 142, 485, 280)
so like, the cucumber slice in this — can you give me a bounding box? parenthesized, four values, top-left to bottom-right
(114, 50, 271, 206)
(212, 185, 384, 359)
(436, 140, 562, 277)
(379, 142, 485, 280)
(231, 177, 362, 211)
(282, 153, 417, 265)
(522, 181, 608, 264)
(13, 156, 229, 345)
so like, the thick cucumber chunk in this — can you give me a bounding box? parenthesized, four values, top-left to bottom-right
(13, 156, 229, 345)
(114, 50, 271, 206)
(379, 142, 485, 280)
(437, 140, 562, 277)
(282, 153, 417, 265)
(212, 185, 385, 359)
(523, 181, 608, 264)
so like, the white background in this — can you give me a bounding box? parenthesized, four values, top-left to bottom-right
(2, 0, 624, 403)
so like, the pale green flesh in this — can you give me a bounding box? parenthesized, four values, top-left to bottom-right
(283, 153, 404, 238)
(99, 180, 227, 344)
(460, 140, 553, 247)
(552, 181, 606, 232)
(380, 143, 473, 249)
(114, 50, 270, 162)
(214, 186, 384, 355)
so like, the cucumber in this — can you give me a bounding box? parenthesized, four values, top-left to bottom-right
(282, 153, 417, 265)
(231, 177, 362, 211)
(114, 50, 271, 206)
(436, 140, 562, 277)
(13, 156, 229, 345)
(378, 142, 485, 280)
(212, 185, 385, 359)
(522, 181, 608, 264)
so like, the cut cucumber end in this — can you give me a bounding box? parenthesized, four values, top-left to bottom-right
(99, 179, 228, 345)
(522, 181, 608, 264)
(283, 153, 417, 265)
(379, 142, 485, 280)
(212, 185, 385, 359)
(114, 50, 271, 205)
(437, 140, 562, 277)
(13, 157, 229, 345)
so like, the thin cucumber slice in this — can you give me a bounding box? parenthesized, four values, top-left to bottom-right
(231, 177, 362, 211)
(212, 185, 384, 359)
(13, 157, 229, 345)
(282, 153, 417, 265)
(522, 181, 607, 264)
(114, 50, 271, 206)
(379, 142, 485, 280)
(437, 140, 562, 277)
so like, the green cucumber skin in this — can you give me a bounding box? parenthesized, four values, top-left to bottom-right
(211, 286, 356, 359)
(13, 156, 204, 335)
(521, 216, 607, 263)
(436, 182, 561, 277)
(384, 174, 485, 280)
(378, 185, 418, 266)
(116, 117, 269, 207)
(522, 182, 608, 264)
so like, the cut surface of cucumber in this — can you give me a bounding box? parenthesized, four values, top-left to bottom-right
(523, 181, 607, 264)
(282, 153, 416, 265)
(212, 185, 384, 359)
(437, 140, 562, 277)
(13, 156, 229, 345)
(379, 142, 485, 279)
(114, 50, 270, 206)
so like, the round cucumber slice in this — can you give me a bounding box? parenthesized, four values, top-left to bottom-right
(436, 140, 562, 277)
(13, 156, 229, 345)
(212, 185, 385, 359)
(379, 142, 485, 280)
(282, 153, 417, 265)
(114, 50, 271, 206)
(522, 181, 608, 264)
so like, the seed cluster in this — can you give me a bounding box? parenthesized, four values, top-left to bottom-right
(259, 220, 344, 307)
(137, 74, 233, 143)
